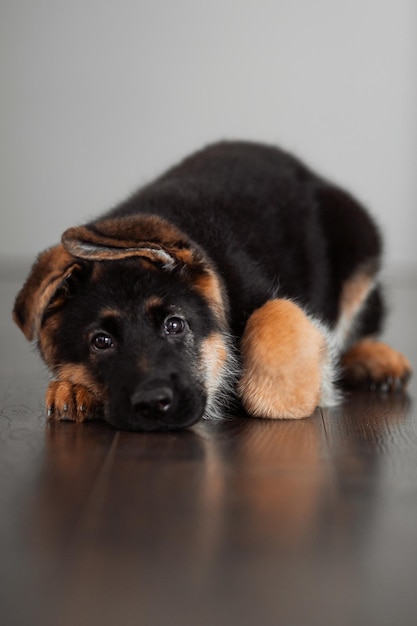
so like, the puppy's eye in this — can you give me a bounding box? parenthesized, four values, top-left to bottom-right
(163, 316, 187, 336)
(91, 332, 114, 351)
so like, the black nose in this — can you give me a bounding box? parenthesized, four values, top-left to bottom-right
(131, 384, 174, 420)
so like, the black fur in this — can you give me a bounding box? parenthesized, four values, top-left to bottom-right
(105, 141, 383, 336)
(48, 260, 219, 431)
(15, 140, 395, 431)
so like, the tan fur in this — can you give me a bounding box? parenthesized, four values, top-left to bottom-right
(200, 333, 228, 402)
(38, 314, 63, 366)
(46, 364, 105, 422)
(239, 299, 328, 419)
(97, 307, 122, 319)
(334, 267, 375, 350)
(341, 272, 373, 318)
(58, 364, 101, 390)
(62, 215, 196, 268)
(63, 215, 189, 252)
(13, 245, 79, 341)
(192, 270, 227, 326)
(342, 339, 412, 388)
(144, 296, 163, 313)
(63, 215, 228, 326)
(46, 381, 99, 422)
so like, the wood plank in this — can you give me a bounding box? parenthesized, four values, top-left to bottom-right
(321, 392, 417, 626)
(1, 266, 417, 626)
(42, 413, 335, 626)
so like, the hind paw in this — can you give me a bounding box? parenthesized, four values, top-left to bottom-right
(341, 339, 412, 391)
(46, 381, 102, 422)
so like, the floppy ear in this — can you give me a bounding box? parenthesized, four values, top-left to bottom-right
(13, 245, 81, 341)
(62, 214, 228, 326)
(61, 215, 200, 270)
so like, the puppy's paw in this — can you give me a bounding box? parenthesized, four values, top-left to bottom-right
(46, 381, 103, 422)
(341, 339, 412, 391)
(238, 299, 337, 419)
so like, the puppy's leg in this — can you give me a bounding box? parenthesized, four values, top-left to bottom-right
(238, 299, 336, 419)
(334, 266, 411, 391)
(46, 381, 103, 422)
(341, 339, 411, 391)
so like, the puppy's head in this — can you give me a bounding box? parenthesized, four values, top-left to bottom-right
(13, 215, 234, 431)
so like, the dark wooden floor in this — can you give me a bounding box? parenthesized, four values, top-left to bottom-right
(1, 260, 417, 626)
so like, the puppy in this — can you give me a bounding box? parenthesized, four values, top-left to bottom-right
(13, 141, 411, 431)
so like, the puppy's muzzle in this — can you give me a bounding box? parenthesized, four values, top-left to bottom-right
(131, 383, 174, 421)
(105, 375, 204, 431)
(105, 373, 206, 431)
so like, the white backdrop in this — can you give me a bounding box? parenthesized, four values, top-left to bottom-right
(1, 0, 416, 266)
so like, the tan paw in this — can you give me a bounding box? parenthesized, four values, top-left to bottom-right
(238, 299, 336, 419)
(46, 381, 102, 422)
(341, 339, 412, 391)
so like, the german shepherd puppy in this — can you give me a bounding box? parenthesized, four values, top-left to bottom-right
(13, 141, 411, 431)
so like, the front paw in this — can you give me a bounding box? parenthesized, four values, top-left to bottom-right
(239, 299, 337, 419)
(46, 381, 103, 422)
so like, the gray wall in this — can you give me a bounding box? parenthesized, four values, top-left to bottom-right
(1, 0, 416, 266)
